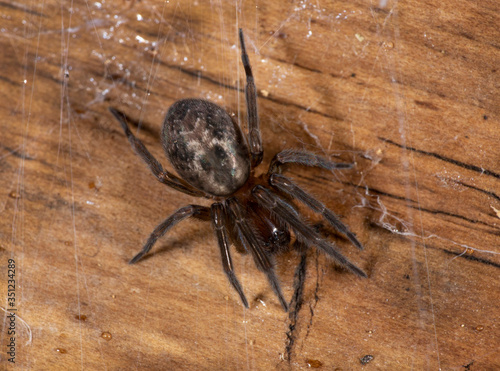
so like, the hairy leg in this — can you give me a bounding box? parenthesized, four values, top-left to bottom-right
(226, 197, 289, 311)
(268, 149, 353, 175)
(211, 203, 249, 308)
(239, 29, 263, 168)
(270, 173, 363, 250)
(110, 107, 206, 198)
(129, 205, 209, 264)
(252, 186, 366, 278)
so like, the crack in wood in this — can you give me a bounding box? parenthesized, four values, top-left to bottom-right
(457, 181, 500, 202)
(0, 1, 48, 17)
(141, 55, 344, 121)
(364, 184, 499, 232)
(0, 144, 35, 160)
(443, 249, 500, 269)
(369, 221, 499, 269)
(378, 136, 500, 179)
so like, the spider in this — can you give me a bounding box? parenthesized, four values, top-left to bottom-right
(110, 29, 366, 311)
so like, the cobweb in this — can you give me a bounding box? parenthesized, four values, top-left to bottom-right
(0, 0, 498, 369)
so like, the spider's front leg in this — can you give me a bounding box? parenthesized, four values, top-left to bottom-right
(109, 107, 205, 197)
(252, 186, 366, 278)
(267, 149, 364, 250)
(239, 29, 263, 168)
(270, 174, 364, 250)
(268, 149, 353, 175)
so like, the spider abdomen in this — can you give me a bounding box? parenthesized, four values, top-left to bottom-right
(162, 99, 251, 197)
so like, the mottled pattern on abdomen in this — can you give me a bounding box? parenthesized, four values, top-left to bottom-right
(162, 99, 251, 196)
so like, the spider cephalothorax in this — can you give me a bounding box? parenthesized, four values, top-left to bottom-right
(110, 29, 365, 311)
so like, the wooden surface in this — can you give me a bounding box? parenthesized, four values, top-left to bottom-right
(0, 0, 499, 369)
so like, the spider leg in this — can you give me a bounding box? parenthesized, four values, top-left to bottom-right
(270, 174, 363, 250)
(129, 205, 209, 264)
(226, 216, 249, 254)
(226, 197, 289, 311)
(239, 29, 263, 168)
(109, 107, 206, 198)
(268, 149, 353, 175)
(252, 186, 366, 278)
(289, 243, 307, 313)
(211, 203, 249, 308)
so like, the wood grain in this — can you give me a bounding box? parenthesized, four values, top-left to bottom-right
(0, 0, 498, 369)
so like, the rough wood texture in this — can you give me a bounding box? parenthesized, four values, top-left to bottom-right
(0, 0, 498, 369)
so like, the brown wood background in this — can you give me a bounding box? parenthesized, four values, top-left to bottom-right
(0, 0, 498, 369)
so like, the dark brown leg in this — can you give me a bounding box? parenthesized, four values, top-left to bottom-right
(270, 173, 363, 250)
(129, 205, 209, 264)
(239, 29, 263, 168)
(211, 203, 249, 308)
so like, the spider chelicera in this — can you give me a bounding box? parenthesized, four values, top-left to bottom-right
(110, 29, 366, 311)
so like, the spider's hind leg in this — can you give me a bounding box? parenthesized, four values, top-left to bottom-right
(287, 241, 308, 313)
